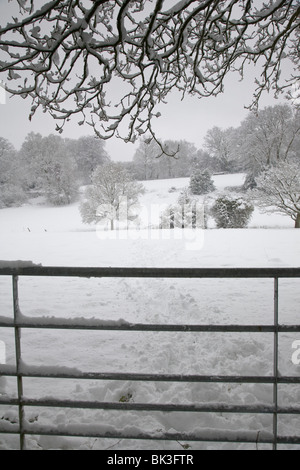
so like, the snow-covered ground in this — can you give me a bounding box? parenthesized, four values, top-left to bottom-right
(0, 174, 299, 450)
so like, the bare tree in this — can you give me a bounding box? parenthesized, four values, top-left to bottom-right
(133, 137, 161, 180)
(133, 137, 198, 179)
(252, 161, 300, 228)
(204, 126, 239, 172)
(238, 104, 300, 173)
(0, 1, 299, 150)
(80, 162, 145, 229)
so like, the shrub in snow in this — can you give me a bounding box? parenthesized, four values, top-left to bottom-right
(160, 187, 206, 229)
(189, 168, 215, 195)
(160, 203, 194, 229)
(210, 194, 254, 228)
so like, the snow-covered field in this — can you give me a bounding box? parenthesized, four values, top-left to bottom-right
(0, 174, 299, 450)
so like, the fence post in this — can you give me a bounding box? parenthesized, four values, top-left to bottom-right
(12, 275, 25, 450)
(273, 277, 279, 450)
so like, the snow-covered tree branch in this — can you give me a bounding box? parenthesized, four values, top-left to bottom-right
(0, 0, 299, 147)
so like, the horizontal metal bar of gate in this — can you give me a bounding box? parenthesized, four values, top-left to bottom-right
(2, 424, 300, 446)
(1, 395, 300, 414)
(1, 364, 300, 384)
(0, 265, 300, 450)
(1, 318, 300, 332)
(0, 265, 300, 278)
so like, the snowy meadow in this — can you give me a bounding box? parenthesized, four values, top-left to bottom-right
(0, 173, 300, 450)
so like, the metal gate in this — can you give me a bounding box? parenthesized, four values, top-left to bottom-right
(0, 265, 300, 450)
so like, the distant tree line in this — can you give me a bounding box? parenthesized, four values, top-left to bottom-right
(131, 104, 300, 182)
(0, 133, 109, 208)
(0, 103, 299, 216)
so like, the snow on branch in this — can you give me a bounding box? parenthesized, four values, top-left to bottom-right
(0, 0, 299, 146)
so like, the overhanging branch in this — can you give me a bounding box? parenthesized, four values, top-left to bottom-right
(0, 0, 298, 147)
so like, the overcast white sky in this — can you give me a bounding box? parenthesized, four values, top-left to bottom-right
(0, 2, 292, 162)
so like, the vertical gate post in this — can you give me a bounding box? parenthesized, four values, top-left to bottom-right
(12, 275, 25, 450)
(273, 277, 279, 450)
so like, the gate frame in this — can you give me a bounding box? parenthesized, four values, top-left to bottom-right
(0, 265, 300, 450)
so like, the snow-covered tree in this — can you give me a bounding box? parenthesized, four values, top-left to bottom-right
(133, 138, 161, 180)
(210, 194, 254, 229)
(251, 162, 300, 228)
(192, 149, 220, 175)
(238, 104, 300, 177)
(42, 135, 79, 205)
(67, 136, 110, 184)
(0, 1, 298, 150)
(160, 140, 198, 179)
(204, 126, 239, 173)
(189, 168, 215, 195)
(0, 137, 26, 207)
(80, 162, 145, 230)
(20, 133, 79, 205)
